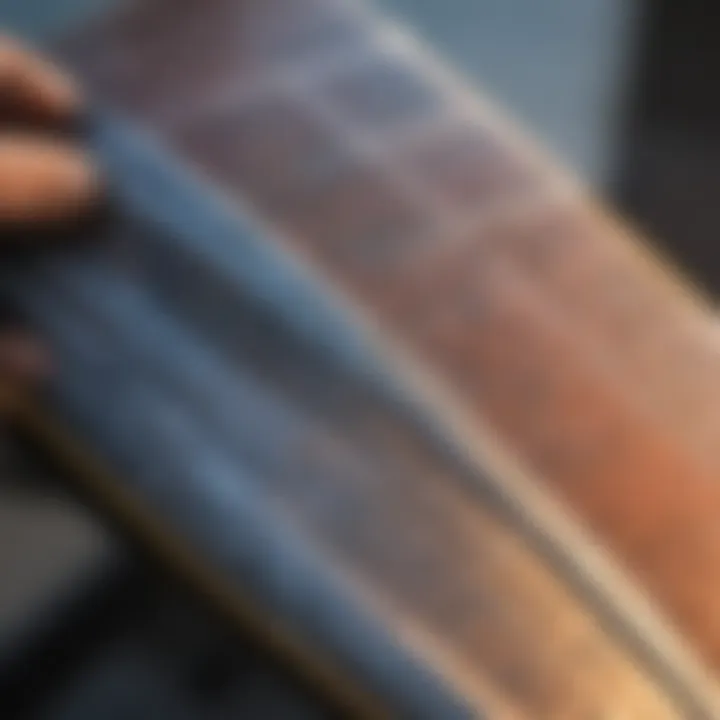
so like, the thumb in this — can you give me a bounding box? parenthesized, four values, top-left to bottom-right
(0, 134, 100, 230)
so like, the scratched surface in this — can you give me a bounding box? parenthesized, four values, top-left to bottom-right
(21, 0, 720, 715)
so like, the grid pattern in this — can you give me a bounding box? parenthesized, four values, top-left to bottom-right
(60, 0, 720, 711)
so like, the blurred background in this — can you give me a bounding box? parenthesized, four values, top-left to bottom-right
(0, 0, 718, 717)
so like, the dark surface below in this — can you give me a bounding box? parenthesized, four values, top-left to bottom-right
(617, 0, 720, 296)
(1, 555, 337, 720)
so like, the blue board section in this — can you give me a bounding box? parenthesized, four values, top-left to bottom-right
(0, 114, 476, 719)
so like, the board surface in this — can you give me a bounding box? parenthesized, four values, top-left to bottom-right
(11, 0, 720, 715)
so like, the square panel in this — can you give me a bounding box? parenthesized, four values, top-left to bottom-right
(322, 56, 444, 133)
(282, 164, 435, 300)
(176, 99, 355, 217)
(66, 0, 372, 129)
(395, 123, 540, 216)
(242, 0, 371, 65)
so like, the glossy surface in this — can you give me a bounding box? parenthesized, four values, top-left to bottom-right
(37, 0, 720, 715)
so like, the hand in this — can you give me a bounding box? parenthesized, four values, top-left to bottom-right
(0, 35, 100, 411)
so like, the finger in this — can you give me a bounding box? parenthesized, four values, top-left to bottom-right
(0, 35, 80, 122)
(0, 332, 49, 379)
(0, 332, 49, 415)
(0, 134, 101, 227)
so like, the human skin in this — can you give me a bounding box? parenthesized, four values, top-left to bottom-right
(0, 34, 100, 411)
